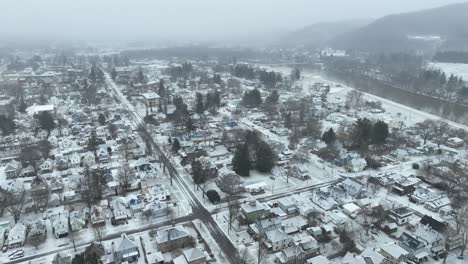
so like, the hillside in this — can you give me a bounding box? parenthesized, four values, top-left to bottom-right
(279, 19, 372, 48)
(329, 2, 468, 52)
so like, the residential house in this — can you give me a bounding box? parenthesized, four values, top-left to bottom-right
(142, 92, 160, 110)
(277, 197, 299, 215)
(69, 152, 81, 167)
(131, 157, 152, 172)
(56, 156, 69, 171)
(410, 186, 441, 204)
(69, 210, 87, 231)
(97, 148, 110, 164)
(173, 248, 208, 264)
(342, 252, 366, 264)
(248, 217, 283, 239)
(91, 206, 106, 226)
(311, 188, 339, 211)
(143, 201, 169, 218)
(389, 207, 413, 225)
(345, 158, 367, 173)
(306, 255, 329, 264)
(397, 232, 427, 262)
(4, 160, 21, 178)
(81, 152, 96, 167)
(424, 196, 451, 212)
(112, 234, 139, 264)
(360, 247, 385, 264)
(29, 220, 47, 241)
(52, 214, 69, 238)
(296, 236, 320, 259)
(40, 159, 54, 173)
(274, 245, 306, 264)
(379, 243, 408, 264)
(392, 177, 419, 196)
(20, 164, 35, 177)
(156, 225, 194, 253)
(240, 200, 270, 224)
(8, 223, 27, 248)
(446, 137, 464, 148)
(263, 229, 292, 252)
(111, 197, 131, 224)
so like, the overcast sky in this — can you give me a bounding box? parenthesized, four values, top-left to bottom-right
(1, 0, 466, 43)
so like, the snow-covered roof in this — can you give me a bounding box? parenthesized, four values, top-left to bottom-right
(26, 104, 55, 116)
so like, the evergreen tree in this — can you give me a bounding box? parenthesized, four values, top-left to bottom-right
(372, 120, 389, 145)
(0, 115, 15, 135)
(241, 88, 262, 108)
(111, 68, 117, 80)
(256, 141, 276, 173)
(18, 97, 27, 113)
(186, 117, 195, 132)
(322, 128, 337, 146)
(36, 112, 55, 133)
(232, 143, 250, 176)
(137, 67, 146, 84)
(191, 160, 205, 186)
(265, 90, 279, 104)
(172, 138, 181, 152)
(284, 112, 292, 129)
(195, 92, 205, 114)
(98, 113, 106, 126)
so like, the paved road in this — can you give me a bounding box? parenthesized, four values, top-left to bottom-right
(104, 73, 243, 264)
(8, 215, 193, 264)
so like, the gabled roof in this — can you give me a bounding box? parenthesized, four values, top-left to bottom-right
(420, 215, 447, 233)
(183, 248, 206, 262)
(115, 234, 137, 252)
(265, 229, 289, 243)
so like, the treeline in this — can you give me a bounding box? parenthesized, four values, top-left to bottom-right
(434, 51, 468, 64)
(324, 54, 467, 103)
(120, 46, 258, 61)
(166, 62, 193, 79)
(232, 64, 283, 88)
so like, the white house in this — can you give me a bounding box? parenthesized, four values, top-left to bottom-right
(52, 215, 69, 238)
(40, 159, 54, 173)
(69, 152, 81, 167)
(4, 160, 21, 178)
(7, 223, 27, 248)
(263, 229, 292, 252)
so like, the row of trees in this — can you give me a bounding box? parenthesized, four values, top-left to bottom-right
(232, 130, 276, 176)
(195, 91, 222, 114)
(346, 118, 389, 150)
(232, 64, 283, 88)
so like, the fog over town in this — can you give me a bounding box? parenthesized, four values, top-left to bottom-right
(1, 1, 468, 264)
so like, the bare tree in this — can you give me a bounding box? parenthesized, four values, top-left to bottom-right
(219, 173, 241, 195)
(120, 137, 131, 162)
(257, 236, 268, 264)
(0, 188, 26, 223)
(69, 228, 78, 252)
(445, 162, 467, 195)
(416, 119, 435, 145)
(93, 225, 104, 244)
(345, 90, 364, 110)
(227, 197, 239, 234)
(118, 163, 135, 195)
(29, 230, 46, 249)
(454, 205, 468, 257)
(432, 119, 449, 148)
(238, 245, 256, 264)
